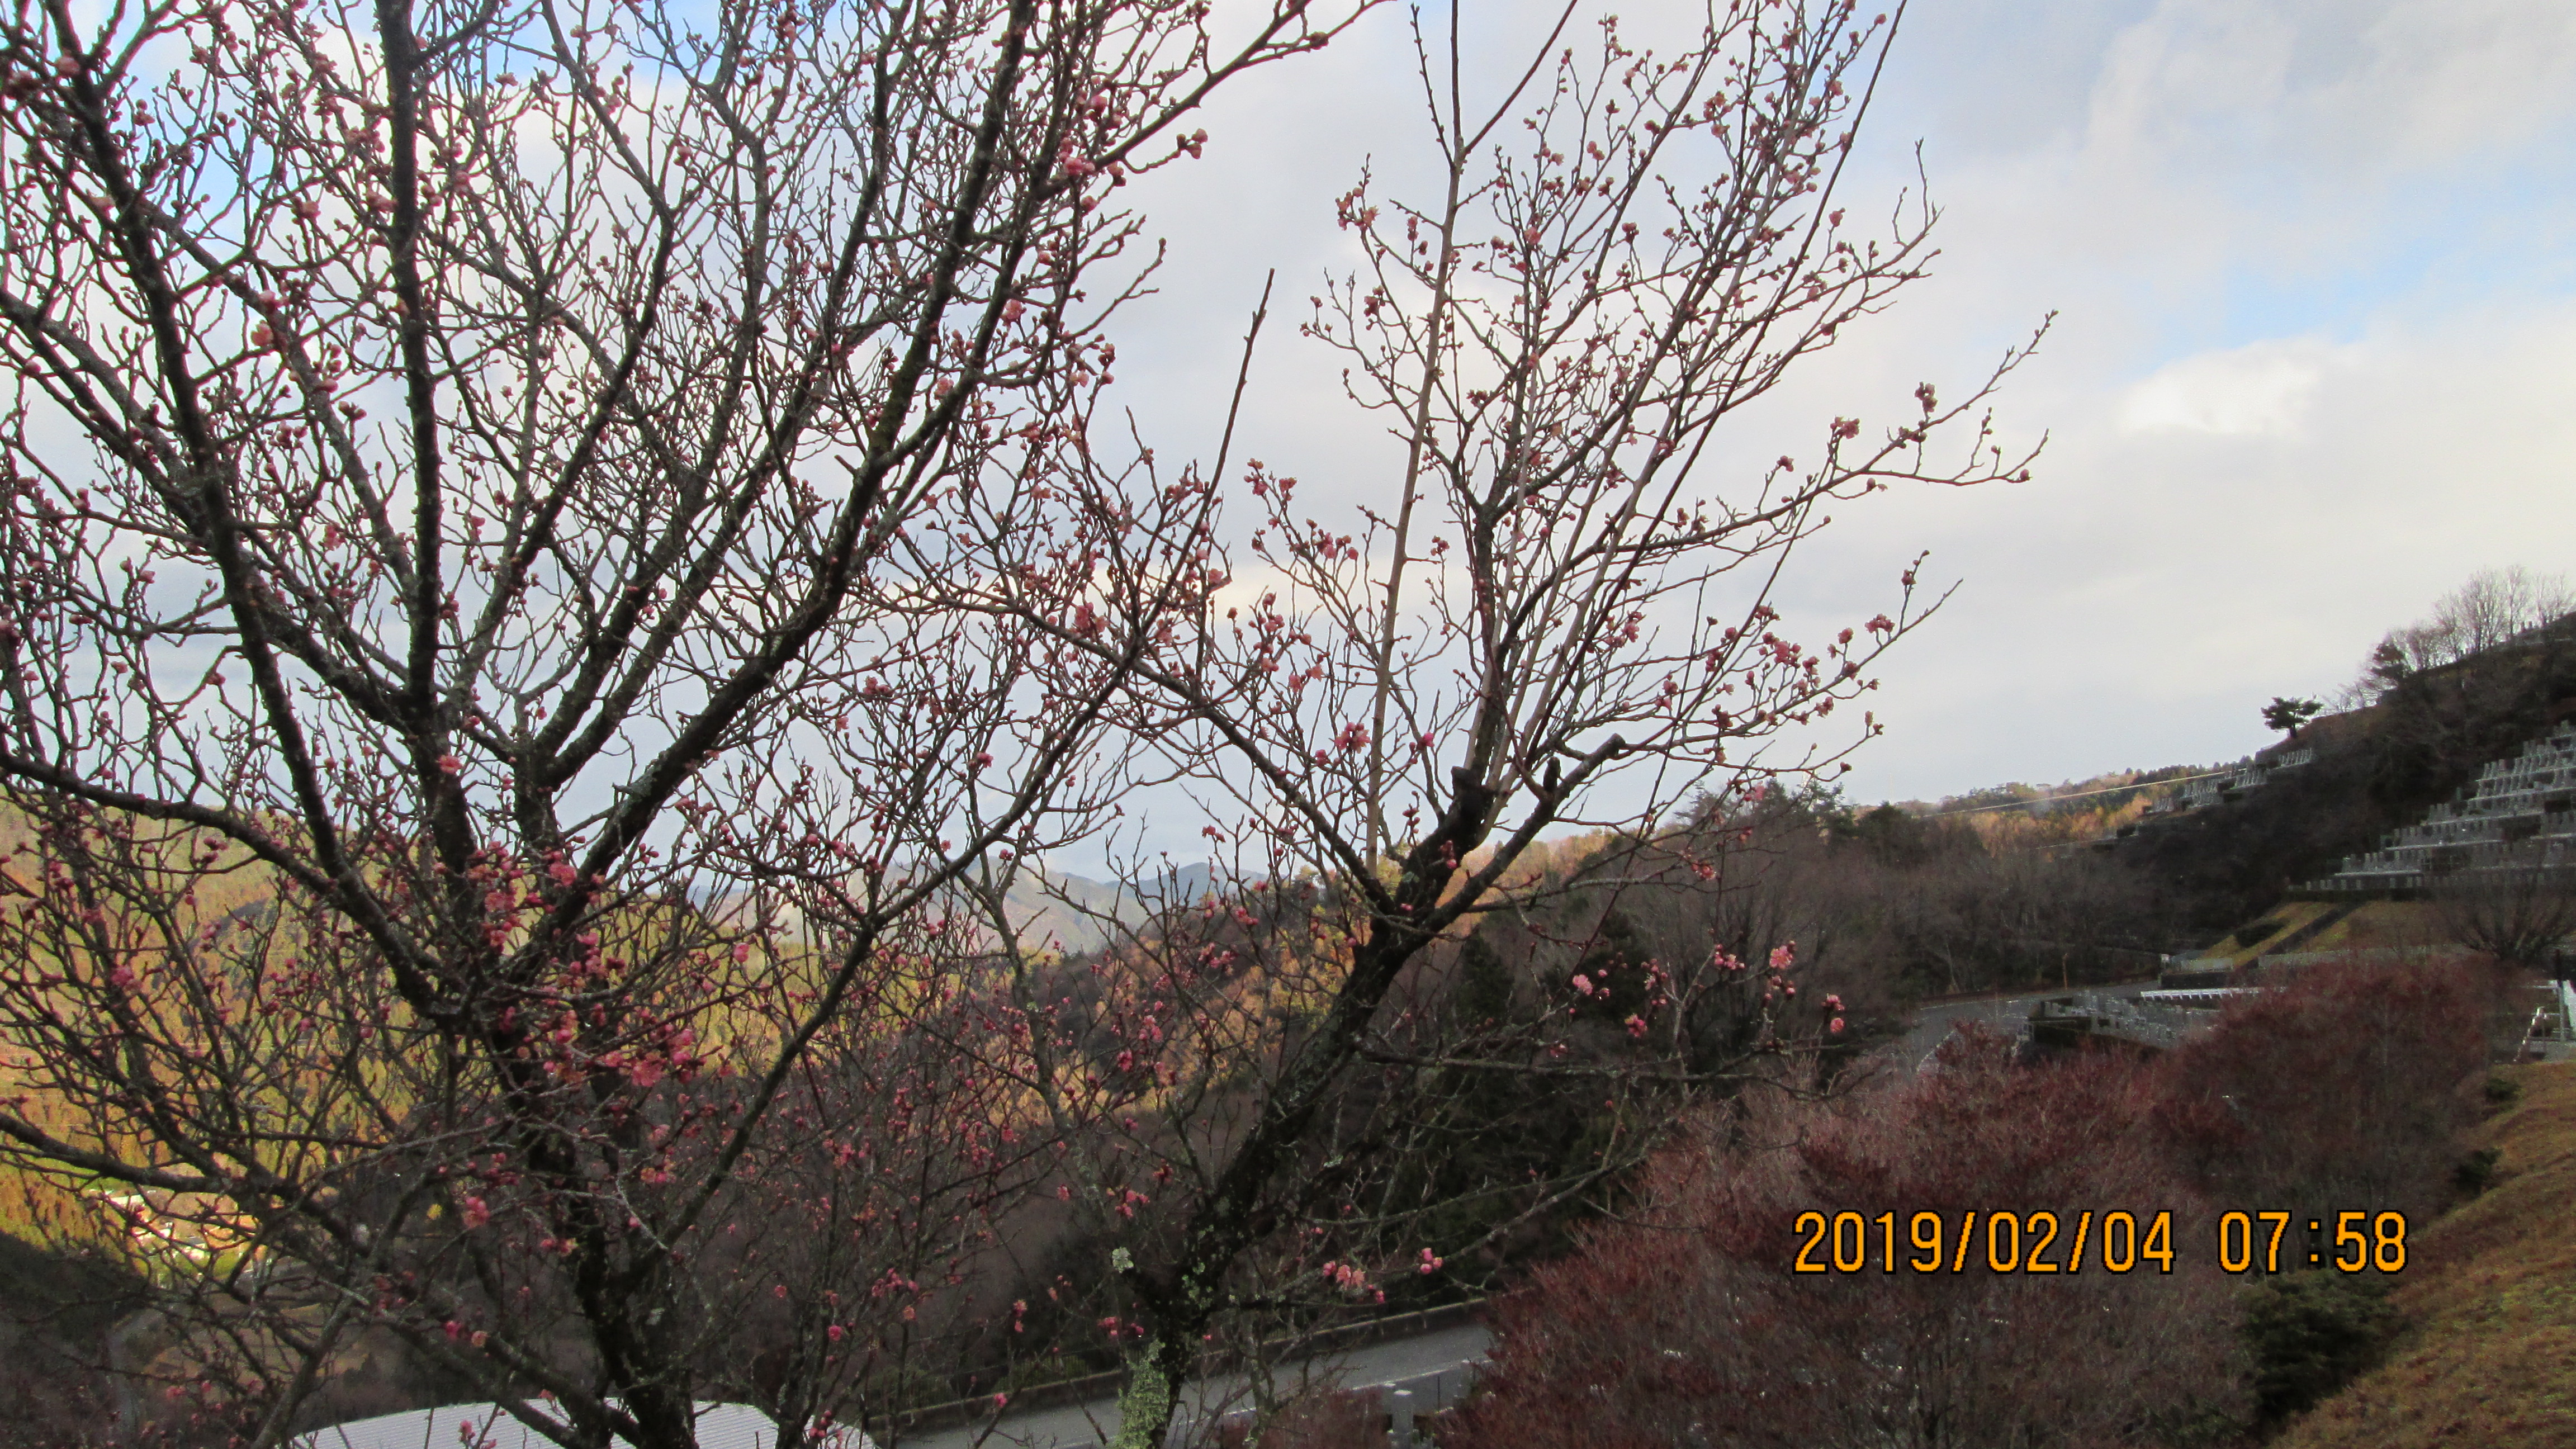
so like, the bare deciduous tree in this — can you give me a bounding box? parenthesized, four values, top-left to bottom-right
(952, 3, 2045, 1442)
(0, 0, 2040, 1443)
(2346, 565, 2576, 704)
(0, 1, 1360, 1443)
(2436, 866, 2576, 977)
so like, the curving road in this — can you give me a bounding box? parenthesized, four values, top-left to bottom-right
(894, 1323, 1488, 1449)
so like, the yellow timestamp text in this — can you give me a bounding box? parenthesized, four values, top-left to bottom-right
(2214, 1210, 2407, 1273)
(1789, 1209, 2411, 1275)
(1792, 1209, 2177, 1275)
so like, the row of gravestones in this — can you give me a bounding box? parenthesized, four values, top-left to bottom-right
(2314, 723, 2576, 891)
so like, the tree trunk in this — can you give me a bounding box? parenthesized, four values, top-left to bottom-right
(1108, 1336, 1189, 1449)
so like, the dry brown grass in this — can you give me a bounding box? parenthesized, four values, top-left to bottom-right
(2294, 900, 2450, 956)
(2271, 1060, 2576, 1447)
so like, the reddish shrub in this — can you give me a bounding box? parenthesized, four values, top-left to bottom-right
(1448, 1033, 2245, 1449)
(2151, 954, 2493, 1227)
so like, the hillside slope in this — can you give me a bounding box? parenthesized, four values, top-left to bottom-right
(2111, 622, 2576, 932)
(2273, 1060, 2576, 1447)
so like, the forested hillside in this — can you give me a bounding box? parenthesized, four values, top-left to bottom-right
(2113, 612, 2576, 931)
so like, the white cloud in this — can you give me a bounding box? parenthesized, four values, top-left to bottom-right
(1088, 0, 2576, 827)
(1822, 296, 2576, 801)
(2114, 337, 2358, 437)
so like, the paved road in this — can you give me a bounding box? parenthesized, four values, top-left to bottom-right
(895, 1323, 1488, 1449)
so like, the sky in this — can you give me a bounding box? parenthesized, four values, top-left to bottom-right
(1091, 0, 2576, 811)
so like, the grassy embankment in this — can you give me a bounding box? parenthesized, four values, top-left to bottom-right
(2274, 1059, 2576, 1447)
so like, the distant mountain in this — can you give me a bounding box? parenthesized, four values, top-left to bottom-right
(987, 868, 1135, 955)
(689, 859, 1237, 958)
(1154, 860, 1224, 904)
(994, 861, 1233, 954)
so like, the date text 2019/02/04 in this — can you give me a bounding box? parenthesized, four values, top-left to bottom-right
(1789, 1209, 2410, 1275)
